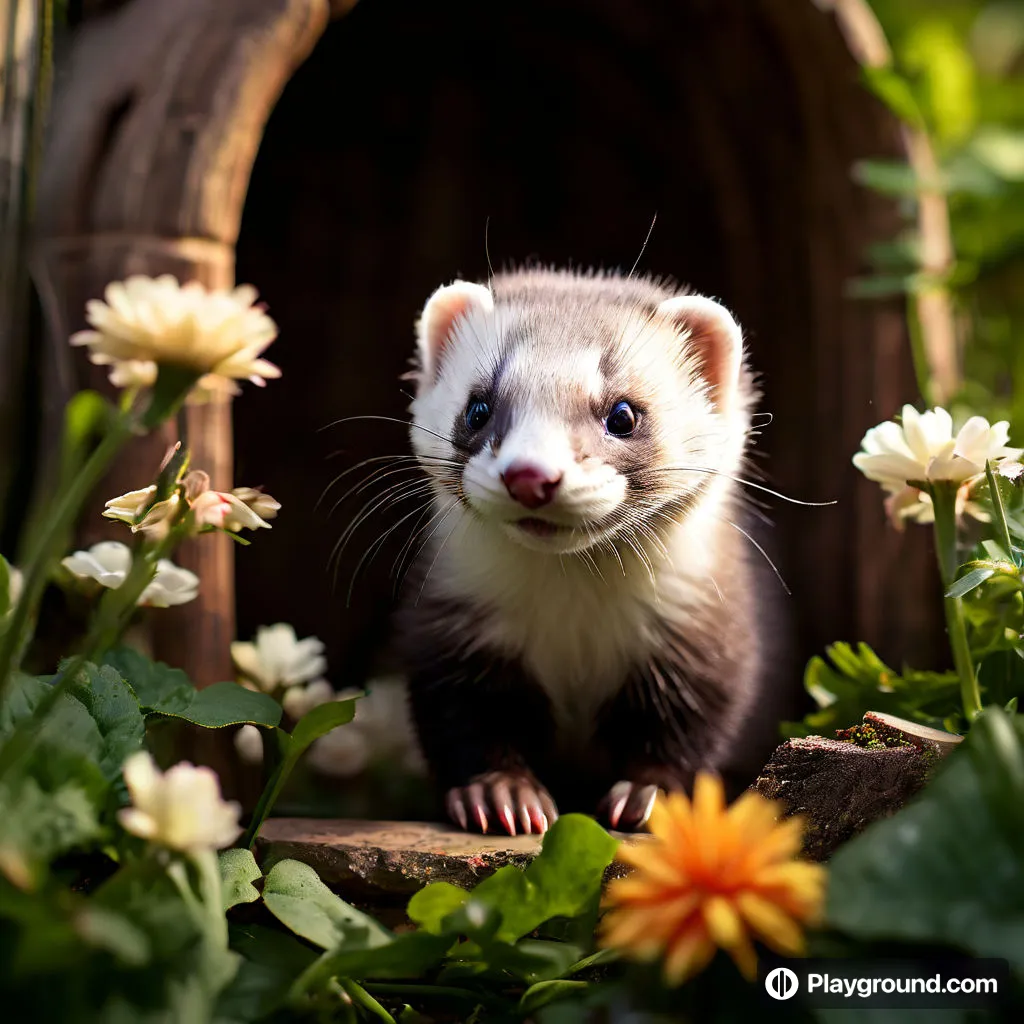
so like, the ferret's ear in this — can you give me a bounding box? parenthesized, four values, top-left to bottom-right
(655, 295, 744, 412)
(414, 281, 494, 390)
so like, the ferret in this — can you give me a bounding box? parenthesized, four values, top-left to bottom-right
(395, 267, 768, 834)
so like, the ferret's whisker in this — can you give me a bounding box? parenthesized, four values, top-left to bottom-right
(722, 517, 791, 595)
(650, 465, 835, 507)
(320, 414, 472, 455)
(347, 498, 438, 607)
(329, 479, 439, 585)
(414, 505, 462, 605)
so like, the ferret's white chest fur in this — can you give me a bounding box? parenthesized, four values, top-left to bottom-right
(432, 508, 720, 723)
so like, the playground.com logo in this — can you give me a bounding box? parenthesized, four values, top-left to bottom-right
(764, 966, 800, 1000)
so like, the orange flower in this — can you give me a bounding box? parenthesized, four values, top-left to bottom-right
(599, 773, 826, 985)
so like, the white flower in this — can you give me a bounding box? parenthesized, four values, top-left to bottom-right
(191, 490, 275, 532)
(230, 623, 326, 693)
(306, 725, 372, 778)
(117, 751, 241, 852)
(106, 359, 158, 390)
(281, 678, 335, 719)
(103, 486, 184, 540)
(103, 486, 158, 526)
(70, 275, 280, 394)
(234, 725, 264, 765)
(854, 405, 1023, 488)
(61, 541, 199, 607)
(231, 487, 281, 523)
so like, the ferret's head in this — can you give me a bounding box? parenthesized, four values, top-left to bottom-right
(408, 270, 753, 555)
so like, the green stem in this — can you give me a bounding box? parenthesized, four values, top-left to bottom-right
(984, 459, 1017, 564)
(0, 415, 134, 694)
(930, 482, 983, 721)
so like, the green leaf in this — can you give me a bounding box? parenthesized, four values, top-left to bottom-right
(219, 923, 317, 1021)
(262, 859, 392, 951)
(290, 931, 457, 995)
(290, 698, 358, 749)
(946, 564, 998, 598)
(0, 674, 107, 800)
(102, 647, 194, 714)
(241, 695, 359, 848)
(826, 707, 1024, 968)
(409, 815, 619, 943)
(519, 979, 589, 1015)
(0, 777, 101, 887)
(101, 647, 282, 728)
(406, 882, 470, 934)
(861, 65, 925, 128)
(338, 978, 396, 1023)
(73, 905, 151, 966)
(63, 660, 146, 782)
(220, 849, 262, 911)
(787, 642, 962, 738)
(171, 681, 282, 729)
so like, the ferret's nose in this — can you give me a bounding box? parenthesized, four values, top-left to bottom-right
(501, 463, 562, 509)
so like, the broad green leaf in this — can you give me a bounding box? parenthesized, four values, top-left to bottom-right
(519, 979, 589, 1015)
(219, 849, 262, 911)
(0, 674, 107, 800)
(410, 815, 618, 943)
(219, 923, 317, 1021)
(406, 881, 470, 933)
(262, 859, 391, 951)
(0, 777, 101, 887)
(102, 647, 194, 714)
(827, 707, 1024, 969)
(64, 661, 146, 782)
(101, 648, 282, 728)
(169, 681, 282, 729)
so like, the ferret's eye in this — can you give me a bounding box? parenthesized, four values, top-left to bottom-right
(465, 399, 492, 432)
(605, 400, 637, 437)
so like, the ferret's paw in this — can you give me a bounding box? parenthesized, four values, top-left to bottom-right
(445, 772, 559, 836)
(599, 781, 660, 832)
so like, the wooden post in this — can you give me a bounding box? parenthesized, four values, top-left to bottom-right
(30, 0, 330, 782)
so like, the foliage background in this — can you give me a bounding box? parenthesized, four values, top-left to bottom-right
(864, 0, 1024, 431)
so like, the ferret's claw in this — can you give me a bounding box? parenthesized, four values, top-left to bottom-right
(445, 773, 558, 835)
(490, 778, 516, 836)
(600, 781, 660, 832)
(446, 789, 469, 831)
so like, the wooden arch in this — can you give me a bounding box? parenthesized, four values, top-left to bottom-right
(31, 0, 951, 717)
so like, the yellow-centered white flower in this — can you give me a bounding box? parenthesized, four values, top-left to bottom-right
(61, 541, 199, 607)
(230, 623, 327, 693)
(117, 751, 241, 852)
(70, 275, 280, 392)
(853, 405, 1023, 488)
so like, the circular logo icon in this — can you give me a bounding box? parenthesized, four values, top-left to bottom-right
(765, 966, 800, 1001)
